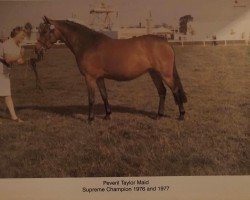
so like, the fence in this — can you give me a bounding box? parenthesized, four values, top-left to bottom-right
(22, 39, 249, 49)
(168, 39, 249, 46)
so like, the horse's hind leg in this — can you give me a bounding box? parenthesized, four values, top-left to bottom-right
(96, 78, 111, 120)
(161, 74, 186, 120)
(149, 70, 167, 118)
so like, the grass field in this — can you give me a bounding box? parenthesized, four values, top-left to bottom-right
(0, 45, 249, 177)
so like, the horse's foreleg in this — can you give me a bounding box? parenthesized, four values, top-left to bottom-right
(85, 76, 96, 122)
(96, 78, 111, 120)
(149, 70, 166, 118)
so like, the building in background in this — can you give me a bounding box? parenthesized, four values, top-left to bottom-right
(84, 0, 250, 41)
(182, 0, 249, 41)
(1, 0, 249, 44)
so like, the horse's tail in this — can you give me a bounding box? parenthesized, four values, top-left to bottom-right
(173, 61, 187, 103)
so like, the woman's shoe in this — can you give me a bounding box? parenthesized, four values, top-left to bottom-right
(12, 118, 24, 123)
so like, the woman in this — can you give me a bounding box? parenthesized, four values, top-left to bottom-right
(0, 26, 26, 123)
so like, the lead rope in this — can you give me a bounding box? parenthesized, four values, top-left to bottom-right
(23, 48, 43, 92)
(24, 56, 30, 79)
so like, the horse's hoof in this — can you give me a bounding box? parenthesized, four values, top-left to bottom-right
(104, 115, 111, 120)
(36, 89, 44, 93)
(88, 117, 94, 123)
(178, 115, 185, 121)
(156, 114, 164, 120)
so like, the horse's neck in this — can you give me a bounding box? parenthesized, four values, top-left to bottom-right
(59, 32, 76, 54)
(58, 29, 81, 55)
(57, 24, 103, 56)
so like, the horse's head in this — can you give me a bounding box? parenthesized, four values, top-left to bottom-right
(36, 16, 61, 51)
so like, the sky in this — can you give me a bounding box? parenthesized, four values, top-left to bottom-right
(0, 0, 249, 38)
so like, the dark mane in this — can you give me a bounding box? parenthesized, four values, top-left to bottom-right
(54, 20, 110, 54)
(59, 20, 109, 39)
(54, 20, 109, 53)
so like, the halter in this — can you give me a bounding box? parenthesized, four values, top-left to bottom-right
(37, 38, 50, 50)
(37, 24, 63, 50)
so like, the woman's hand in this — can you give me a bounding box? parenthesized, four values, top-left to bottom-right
(4, 54, 20, 64)
(17, 57, 25, 65)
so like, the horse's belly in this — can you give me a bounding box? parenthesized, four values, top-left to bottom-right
(104, 62, 150, 81)
(105, 69, 148, 81)
(103, 52, 151, 81)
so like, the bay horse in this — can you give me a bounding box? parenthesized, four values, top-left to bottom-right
(36, 16, 187, 122)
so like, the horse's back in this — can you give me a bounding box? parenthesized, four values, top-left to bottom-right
(102, 34, 174, 58)
(106, 35, 175, 69)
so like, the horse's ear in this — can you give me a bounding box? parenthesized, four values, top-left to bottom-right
(43, 16, 51, 24)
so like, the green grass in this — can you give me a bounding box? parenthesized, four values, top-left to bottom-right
(0, 45, 249, 177)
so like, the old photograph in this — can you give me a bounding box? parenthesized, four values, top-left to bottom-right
(0, 0, 249, 178)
